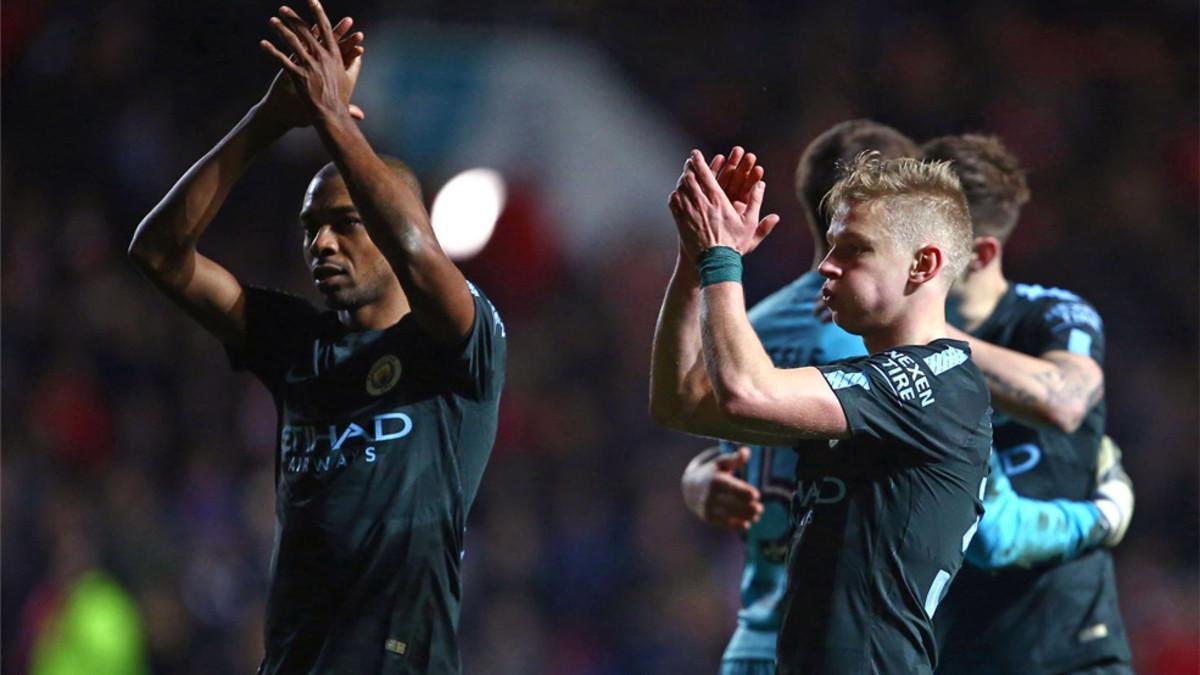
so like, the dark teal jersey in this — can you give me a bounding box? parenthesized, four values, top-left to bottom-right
(777, 340, 991, 675)
(717, 272, 867, 662)
(936, 284, 1131, 674)
(228, 282, 506, 675)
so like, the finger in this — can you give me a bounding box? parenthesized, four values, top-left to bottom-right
(269, 16, 313, 64)
(711, 494, 762, 523)
(710, 468, 758, 499)
(722, 146, 745, 176)
(309, 0, 337, 52)
(734, 445, 751, 467)
(338, 30, 364, 49)
(277, 7, 321, 56)
(682, 169, 708, 211)
(689, 149, 726, 202)
(318, 17, 350, 45)
(720, 516, 755, 532)
(260, 39, 305, 77)
(331, 16, 353, 38)
(709, 153, 726, 176)
(729, 153, 759, 202)
(711, 495, 761, 523)
(745, 180, 767, 221)
(346, 52, 363, 82)
(714, 447, 752, 471)
(753, 212, 782, 247)
(349, 104, 365, 120)
(757, 213, 781, 236)
(713, 475, 761, 503)
(717, 146, 744, 193)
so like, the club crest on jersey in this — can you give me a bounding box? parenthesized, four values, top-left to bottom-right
(366, 355, 402, 396)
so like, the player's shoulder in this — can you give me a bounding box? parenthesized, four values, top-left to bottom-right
(1011, 282, 1099, 315)
(867, 339, 985, 392)
(243, 284, 325, 328)
(465, 280, 506, 335)
(466, 280, 500, 313)
(822, 340, 988, 419)
(1010, 282, 1104, 332)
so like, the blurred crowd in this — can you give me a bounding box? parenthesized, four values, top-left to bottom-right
(2, 1, 1196, 673)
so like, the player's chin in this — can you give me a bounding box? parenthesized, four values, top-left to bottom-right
(317, 285, 358, 310)
(830, 309, 866, 335)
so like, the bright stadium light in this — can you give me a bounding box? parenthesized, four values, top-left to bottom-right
(430, 168, 507, 260)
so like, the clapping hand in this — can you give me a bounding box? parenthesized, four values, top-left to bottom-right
(668, 147, 781, 261)
(260, 1, 365, 128)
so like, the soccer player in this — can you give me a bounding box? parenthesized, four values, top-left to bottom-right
(927, 135, 1133, 674)
(128, 4, 506, 673)
(678, 121, 919, 674)
(652, 150, 991, 674)
(678, 123, 1133, 674)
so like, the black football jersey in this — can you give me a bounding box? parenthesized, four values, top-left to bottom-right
(228, 283, 505, 675)
(777, 339, 992, 675)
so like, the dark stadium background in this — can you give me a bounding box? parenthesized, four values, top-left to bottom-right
(2, 1, 1196, 673)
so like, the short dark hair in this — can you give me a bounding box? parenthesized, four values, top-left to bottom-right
(795, 120, 919, 240)
(316, 155, 424, 202)
(920, 134, 1030, 241)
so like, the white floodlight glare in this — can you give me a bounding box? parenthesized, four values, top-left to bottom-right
(429, 168, 507, 260)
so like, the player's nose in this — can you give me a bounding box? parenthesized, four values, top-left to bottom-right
(309, 225, 339, 258)
(818, 252, 840, 278)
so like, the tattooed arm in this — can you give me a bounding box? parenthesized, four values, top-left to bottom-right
(948, 327, 1103, 433)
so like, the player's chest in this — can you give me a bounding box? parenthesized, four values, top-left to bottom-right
(280, 332, 446, 414)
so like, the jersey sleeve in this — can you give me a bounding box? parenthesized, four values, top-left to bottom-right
(225, 286, 321, 390)
(445, 282, 507, 400)
(1027, 297, 1105, 364)
(817, 345, 978, 463)
(966, 452, 1107, 569)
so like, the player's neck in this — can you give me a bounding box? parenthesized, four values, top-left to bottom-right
(337, 285, 411, 331)
(861, 297, 948, 354)
(949, 264, 1008, 332)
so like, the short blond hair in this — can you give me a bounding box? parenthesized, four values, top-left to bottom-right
(822, 151, 974, 281)
(921, 134, 1030, 241)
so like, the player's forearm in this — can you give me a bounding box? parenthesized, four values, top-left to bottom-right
(313, 113, 437, 266)
(128, 104, 284, 276)
(698, 279, 847, 440)
(957, 334, 1098, 432)
(699, 281, 778, 415)
(649, 254, 711, 427)
(313, 112, 474, 341)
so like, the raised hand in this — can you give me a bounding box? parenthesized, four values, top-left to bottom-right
(260, 1, 364, 128)
(668, 148, 780, 260)
(714, 146, 766, 216)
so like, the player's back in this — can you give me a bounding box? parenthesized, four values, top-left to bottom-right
(936, 283, 1130, 674)
(721, 271, 867, 664)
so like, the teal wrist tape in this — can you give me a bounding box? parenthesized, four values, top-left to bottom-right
(697, 246, 743, 287)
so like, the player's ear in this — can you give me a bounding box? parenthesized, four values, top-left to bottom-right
(966, 236, 1001, 272)
(909, 245, 944, 285)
